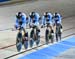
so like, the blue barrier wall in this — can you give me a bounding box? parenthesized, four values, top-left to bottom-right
(0, 0, 10, 2)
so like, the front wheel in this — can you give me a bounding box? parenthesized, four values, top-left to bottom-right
(16, 32, 22, 52)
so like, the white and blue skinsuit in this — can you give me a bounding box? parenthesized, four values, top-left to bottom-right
(41, 13, 53, 26)
(15, 13, 27, 28)
(53, 13, 62, 24)
(29, 12, 40, 26)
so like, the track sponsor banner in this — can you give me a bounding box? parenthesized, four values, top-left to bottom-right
(0, 0, 31, 5)
(0, 0, 10, 2)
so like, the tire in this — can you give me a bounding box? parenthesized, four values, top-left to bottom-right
(36, 36, 40, 46)
(16, 32, 22, 52)
(29, 39, 34, 48)
(24, 40, 28, 49)
(58, 33, 61, 41)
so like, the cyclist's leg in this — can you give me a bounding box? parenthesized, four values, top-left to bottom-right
(56, 23, 62, 42)
(59, 23, 62, 40)
(50, 26, 54, 43)
(60, 23, 63, 33)
(22, 27, 25, 34)
(45, 28, 49, 44)
(36, 27, 40, 46)
(30, 28, 35, 48)
(59, 33, 61, 41)
(33, 22, 40, 46)
(21, 23, 26, 34)
(56, 33, 58, 42)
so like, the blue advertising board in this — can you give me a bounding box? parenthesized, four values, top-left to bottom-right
(0, 0, 10, 2)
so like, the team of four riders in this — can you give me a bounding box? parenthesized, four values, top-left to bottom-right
(15, 11, 62, 51)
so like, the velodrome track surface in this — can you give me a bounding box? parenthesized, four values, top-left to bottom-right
(0, 0, 75, 59)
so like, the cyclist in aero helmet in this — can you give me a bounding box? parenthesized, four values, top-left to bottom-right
(41, 12, 53, 28)
(53, 12, 62, 26)
(15, 12, 27, 33)
(53, 12, 63, 33)
(29, 11, 40, 28)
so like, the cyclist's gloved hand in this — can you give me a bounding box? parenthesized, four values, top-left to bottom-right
(17, 27, 20, 30)
(41, 25, 43, 28)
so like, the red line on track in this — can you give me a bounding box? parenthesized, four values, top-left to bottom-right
(0, 44, 16, 50)
(0, 36, 44, 50)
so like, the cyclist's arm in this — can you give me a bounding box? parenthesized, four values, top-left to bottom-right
(21, 16, 26, 28)
(58, 13, 62, 23)
(35, 13, 40, 21)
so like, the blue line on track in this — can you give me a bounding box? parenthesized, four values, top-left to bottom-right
(18, 36, 75, 59)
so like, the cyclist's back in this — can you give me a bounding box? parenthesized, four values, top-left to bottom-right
(41, 12, 53, 27)
(29, 12, 40, 27)
(53, 12, 62, 25)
